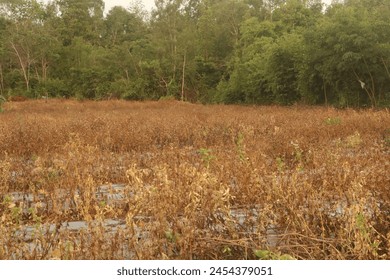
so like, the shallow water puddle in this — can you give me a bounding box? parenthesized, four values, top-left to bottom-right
(3, 182, 382, 258)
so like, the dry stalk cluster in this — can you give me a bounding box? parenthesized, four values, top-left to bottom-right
(0, 100, 389, 259)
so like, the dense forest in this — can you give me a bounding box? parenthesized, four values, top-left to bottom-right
(0, 0, 389, 106)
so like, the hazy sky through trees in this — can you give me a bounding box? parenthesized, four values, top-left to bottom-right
(102, 0, 334, 12)
(103, 0, 155, 12)
(40, 0, 334, 13)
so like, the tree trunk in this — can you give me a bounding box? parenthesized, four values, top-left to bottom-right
(181, 52, 186, 101)
(381, 56, 390, 79)
(0, 63, 4, 95)
(42, 58, 49, 82)
(323, 81, 328, 107)
(11, 42, 30, 92)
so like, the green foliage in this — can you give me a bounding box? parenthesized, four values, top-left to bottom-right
(384, 129, 390, 146)
(345, 131, 363, 148)
(0, 0, 388, 106)
(165, 230, 178, 243)
(299, 2, 390, 107)
(254, 249, 296, 260)
(264, 33, 304, 104)
(236, 132, 247, 162)
(158, 95, 176, 101)
(276, 156, 285, 172)
(198, 148, 215, 168)
(325, 117, 342, 125)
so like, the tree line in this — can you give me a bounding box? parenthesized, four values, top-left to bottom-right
(0, 0, 389, 107)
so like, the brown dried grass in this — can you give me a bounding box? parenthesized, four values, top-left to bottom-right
(0, 99, 389, 259)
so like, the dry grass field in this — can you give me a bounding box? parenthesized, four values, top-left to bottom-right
(0, 99, 389, 260)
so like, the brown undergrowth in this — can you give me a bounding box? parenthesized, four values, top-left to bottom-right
(0, 99, 389, 259)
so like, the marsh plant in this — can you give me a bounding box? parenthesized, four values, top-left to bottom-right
(0, 100, 389, 260)
(325, 116, 341, 125)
